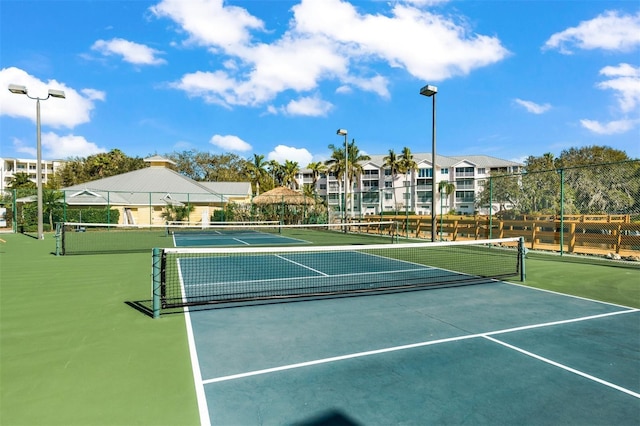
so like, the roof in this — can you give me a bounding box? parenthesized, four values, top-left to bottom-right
(357, 153, 522, 168)
(59, 161, 249, 206)
(252, 186, 315, 205)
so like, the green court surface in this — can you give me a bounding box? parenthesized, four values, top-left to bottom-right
(0, 232, 639, 425)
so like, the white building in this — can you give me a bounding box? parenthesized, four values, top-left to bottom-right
(0, 157, 67, 195)
(298, 153, 521, 216)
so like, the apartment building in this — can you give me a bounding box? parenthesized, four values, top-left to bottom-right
(0, 157, 66, 195)
(298, 153, 522, 216)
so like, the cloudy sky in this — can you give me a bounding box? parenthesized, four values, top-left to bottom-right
(1, 0, 639, 167)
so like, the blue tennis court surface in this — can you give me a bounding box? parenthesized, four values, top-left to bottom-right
(176, 253, 640, 425)
(172, 229, 306, 247)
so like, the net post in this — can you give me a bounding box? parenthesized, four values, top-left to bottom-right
(55, 222, 61, 256)
(152, 247, 161, 319)
(518, 236, 526, 282)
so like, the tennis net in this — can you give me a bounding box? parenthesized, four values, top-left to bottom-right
(57, 221, 399, 255)
(151, 237, 525, 317)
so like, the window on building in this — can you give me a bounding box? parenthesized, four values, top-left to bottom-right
(385, 193, 393, 200)
(384, 181, 393, 188)
(418, 168, 432, 178)
(477, 168, 485, 174)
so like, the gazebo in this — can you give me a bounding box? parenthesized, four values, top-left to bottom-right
(252, 187, 315, 206)
(251, 187, 321, 224)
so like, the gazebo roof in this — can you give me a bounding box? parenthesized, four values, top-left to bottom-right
(252, 187, 315, 205)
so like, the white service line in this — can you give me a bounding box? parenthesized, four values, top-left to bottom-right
(483, 335, 640, 399)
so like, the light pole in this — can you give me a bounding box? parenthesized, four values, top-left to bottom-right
(419, 84, 437, 242)
(336, 129, 348, 222)
(8, 84, 66, 240)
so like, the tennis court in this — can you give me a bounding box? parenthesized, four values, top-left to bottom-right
(171, 227, 306, 247)
(165, 240, 639, 424)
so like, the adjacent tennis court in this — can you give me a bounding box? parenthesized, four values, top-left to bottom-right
(160, 238, 639, 424)
(171, 228, 307, 247)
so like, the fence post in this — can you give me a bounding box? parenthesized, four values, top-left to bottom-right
(559, 168, 564, 256)
(489, 177, 493, 239)
(519, 237, 526, 282)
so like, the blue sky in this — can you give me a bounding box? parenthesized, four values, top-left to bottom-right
(1, 0, 639, 167)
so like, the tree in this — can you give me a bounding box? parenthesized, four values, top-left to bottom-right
(346, 139, 371, 190)
(438, 180, 456, 209)
(438, 180, 456, 239)
(477, 170, 521, 214)
(55, 149, 145, 186)
(245, 154, 269, 195)
(161, 204, 195, 223)
(42, 189, 64, 231)
(8, 172, 36, 191)
(400, 147, 417, 212)
(325, 144, 348, 214)
(281, 160, 300, 189)
(306, 161, 326, 196)
(268, 160, 284, 187)
(557, 146, 636, 214)
(383, 149, 402, 212)
(521, 153, 561, 214)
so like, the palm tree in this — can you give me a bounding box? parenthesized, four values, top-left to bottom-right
(281, 160, 300, 189)
(246, 154, 268, 195)
(400, 147, 417, 214)
(345, 139, 371, 217)
(383, 149, 402, 213)
(438, 180, 456, 240)
(8, 172, 36, 191)
(325, 144, 347, 216)
(42, 189, 63, 231)
(268, 160, 283, 187)
(306, 161, 326, 196)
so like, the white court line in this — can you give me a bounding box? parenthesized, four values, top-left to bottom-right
(201, 308, 639, 397)
(276, 254, 329, 276)
(483, 335, 640, 399)
(177, 262, 211, 426)
(232, 238, 251, 245)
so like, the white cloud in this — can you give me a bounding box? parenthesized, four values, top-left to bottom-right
(268, 145, 313, 166)
(597, 63, 640, 113)
(580, 118, 638, 135)
(210, 134, 252, 151)
(544, 10, 640, 54)
(514, 98, 551, 114)
(580, 63, 640, 136)
(278, 96, 333, 116)
(14, 132, 107, 159)
(150, 0, 265, 49)
(42, 132, 106, 158)
(154, 0, 508, 109)
(0, 67, 105, 128)
(91, 38, 166, 65)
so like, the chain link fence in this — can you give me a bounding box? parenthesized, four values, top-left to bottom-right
(4, 188, 330, 233)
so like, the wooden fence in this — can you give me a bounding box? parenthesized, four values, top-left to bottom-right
(363, 215, 640, 257)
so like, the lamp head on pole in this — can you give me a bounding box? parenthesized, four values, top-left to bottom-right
(8, 84, 28, 95)
(48, 89, 66, 99)
(336, 129, 347, 136)
(419, 85, 438, 97)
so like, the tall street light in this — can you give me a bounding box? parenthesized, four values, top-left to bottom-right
(337, 129, 348, 222)
(8, 84, 66, 240)
(419, 84, 438, 242)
